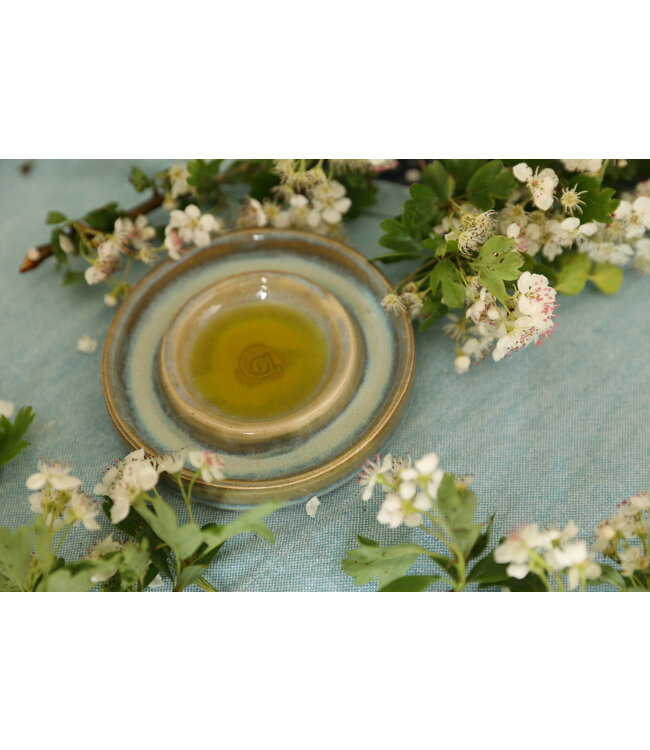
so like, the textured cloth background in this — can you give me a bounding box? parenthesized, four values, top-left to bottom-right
(1, 159, 649, 591)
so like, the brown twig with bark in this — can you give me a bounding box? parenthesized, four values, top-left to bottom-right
(19, 193, 164, 272)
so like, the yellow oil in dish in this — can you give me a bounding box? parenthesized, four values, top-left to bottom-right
(188, 301, 329, 419)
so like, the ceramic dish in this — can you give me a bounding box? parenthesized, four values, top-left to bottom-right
(102, 228, 415, 509)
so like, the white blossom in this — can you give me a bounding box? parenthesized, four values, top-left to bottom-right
(187, 450, 225, 482)
(122, 460, 159, 492)
(114, 215, 156, 250)
(62, 490, 101, 531)
(26, 460, 82, 492)
(310, 180, 352, 225)
(593, 520, 617, 552)
(561, 159, 603, 174)
(157, 450, 187, 475)
(376, 491, 431, 529)
(97, 452, 160, 524)
(166, 205, 223, 252)
(634, 238, 650, 274)
(492, 273, 557, 362)
(76, 334, 98, 354)
(581, 240, 633, 266)
(84, 265, 108, 285)
(287, 193, 321, 229)
(381, 293, 407, 315)
(398, 453, 444, 499)
(98, 239, 121, 262)
(494, 524, 551, 579)
(618, 546, 649, 577)
(262, 200, 291, 228)
(168, 164, 191, 199)
(358, 454, 393, 501)
(507, 221, 542, 255)
(238, 198, 267, 228)
(513, 163, 558, 211)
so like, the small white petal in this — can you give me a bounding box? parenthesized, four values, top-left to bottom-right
(0, 400, 15, 419)
(305, 496, 321, 518)
(76, 335, 98, 354)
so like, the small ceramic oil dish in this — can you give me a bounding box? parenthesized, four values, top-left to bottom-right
(102, 228, 414, 508)
(159, 271, 364, 450)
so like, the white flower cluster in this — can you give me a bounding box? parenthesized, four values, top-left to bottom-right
(358, 452, 444, 529)
(84, 214, 156, 287)
(594, 493, 650, 577)
(500, 167, 650, 270)
(580, 196, 650, 268)
(560, 159, 603, 174)
(513, 163, 559, 211)
(237, 179, 352, 237)
(164, 204, 224, 260)
(26, 460, 100, 531)
(380, 282, 424, 320)
(452, 271, 557, 373)
(494, 521, 601, 590)
(94, 447, 225, 523)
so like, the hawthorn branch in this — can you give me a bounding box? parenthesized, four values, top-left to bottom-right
(19, 192, 164, 272)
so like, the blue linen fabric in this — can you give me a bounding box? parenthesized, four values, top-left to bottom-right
(1, 159, 649, 591)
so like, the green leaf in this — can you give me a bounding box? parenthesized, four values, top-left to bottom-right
(187, 159, 223, 194)
(466, 552, 508, 584)
(0, 406, 35, 469)
(378, 235, 422, 254)
(200, 501, 284, 551)
(248, 170, 281, 202)
(589, 263, 624, 294)
(129, 167, 151, 193)
(419, 295, 448, 330)
(422, 161, 453, 203)
(118, 539, 152, 591)
(371, 252, 423, 264)
(422, 235, 445, 255)
(468, 514, 495, 562)
(436, 474, 482, 558)
(0, 526, 33, 591)
(135, 502, 204, 561)
(469, 235, 522, 303)
(83, 203, 122, 232)
(339, 170, 377, 219)
(429, 258, 465, 309)
(342, 541, 429, 587)
(555, 252, 592, 295)
(356, 535, 379, 547)
(62, 269, 86, 286)
(469, 552, 547, 591)
(43, 567, 95, 592)
(402, 184, 439, 239)
(46, 210, 68, 224)
(466, 160, 517, 210)
(176, 565, 207, 591)
(50, 227, 65, 264)
(572, 174, 619, 223)
(444, 160, 486, 193)
(593, 563, 625, 590)
(105, 498, 174, 581)
(379, 575, 441, 592)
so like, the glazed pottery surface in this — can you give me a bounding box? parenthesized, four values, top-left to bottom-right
(103, 229, 414, 508)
